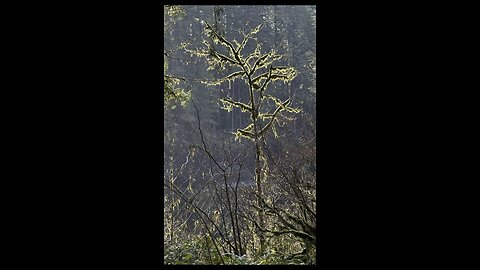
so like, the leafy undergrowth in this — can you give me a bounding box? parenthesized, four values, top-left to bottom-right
(164, 239, 314, 265)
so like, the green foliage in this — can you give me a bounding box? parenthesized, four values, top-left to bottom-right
(164, 5, 186, 18)
(164, 60, 191, 110)
(163, 239, 313, 265)
(164, 240, 202, 265)
(164, 5, 190, 110)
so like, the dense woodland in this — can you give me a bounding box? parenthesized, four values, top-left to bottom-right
(164, 5, 316, 265)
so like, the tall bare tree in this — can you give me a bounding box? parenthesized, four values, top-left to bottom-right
(186, 20, 301, 255)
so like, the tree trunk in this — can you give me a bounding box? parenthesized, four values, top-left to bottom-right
(254, 140, 266, 255)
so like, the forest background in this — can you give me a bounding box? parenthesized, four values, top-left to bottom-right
(164, 5, 317, 265)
